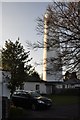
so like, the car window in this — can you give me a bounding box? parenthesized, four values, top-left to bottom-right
(21, 93, 30, 98)
(13, 93, 21, 96)
(30, 91, 41, 97)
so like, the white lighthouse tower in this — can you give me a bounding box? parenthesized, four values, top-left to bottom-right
(43, 11, 62, 82)
(43, 11, 49, 81)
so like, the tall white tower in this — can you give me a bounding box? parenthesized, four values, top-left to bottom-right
(43, 11, 62, 81)
(43, 11, 50, 81)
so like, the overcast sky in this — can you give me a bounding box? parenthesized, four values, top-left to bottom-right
(1, 2, 51, 76)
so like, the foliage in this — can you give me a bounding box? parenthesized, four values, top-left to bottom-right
(64, 71, 78, 81)
(27, 2, 80, 77)
(2, 39, 33, 94)
(29, 71, 42, 82)
(64, 71, 70, 81)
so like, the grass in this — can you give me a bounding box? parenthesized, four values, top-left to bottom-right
(46, 95, 80, 105)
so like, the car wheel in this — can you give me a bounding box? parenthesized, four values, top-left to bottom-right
(32, 104, 36, 111)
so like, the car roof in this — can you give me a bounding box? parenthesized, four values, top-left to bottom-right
(14, 90, 37, 94)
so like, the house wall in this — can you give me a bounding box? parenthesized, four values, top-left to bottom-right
(0, 70, 2, 120)
(46, 85, 52, 94)
(0, 70, 11, 99)
(2, 83, 10, 99)
(0, 70, 2, 97)
(0, 70, 47, 99)
(24, 82, 47, 94)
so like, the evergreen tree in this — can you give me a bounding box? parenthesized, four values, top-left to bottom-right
(2, 39, 33, 94)
(30, 71, 42, 82)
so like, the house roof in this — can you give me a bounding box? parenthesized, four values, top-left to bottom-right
(45, 80, 63, 85)
(26, 79, 47, 83)
(26, 80, 64, 84)
(64, 79, 80, 84)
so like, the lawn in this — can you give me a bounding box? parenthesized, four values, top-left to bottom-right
(46, 95, 80, 105)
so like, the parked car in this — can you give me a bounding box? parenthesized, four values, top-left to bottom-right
(11, 90, 52, 110)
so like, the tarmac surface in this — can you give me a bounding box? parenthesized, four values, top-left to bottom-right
(25, 104, 80, 119)
(8, 104, 80, 120)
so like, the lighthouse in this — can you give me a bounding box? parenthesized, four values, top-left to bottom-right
(43, 10, 62, 82)
(43, 11, 50, 81)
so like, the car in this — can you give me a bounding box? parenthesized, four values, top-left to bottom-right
(11, 90, 52, 110)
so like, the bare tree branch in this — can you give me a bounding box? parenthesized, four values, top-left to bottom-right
(26, 2, 80, 76)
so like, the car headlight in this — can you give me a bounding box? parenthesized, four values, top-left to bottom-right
(38, 100, 45, 104)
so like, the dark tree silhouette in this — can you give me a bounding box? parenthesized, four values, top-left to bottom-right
(2, 39, 33, 94)
(30, 71, 42, 82)
(27, 2, 80, 78)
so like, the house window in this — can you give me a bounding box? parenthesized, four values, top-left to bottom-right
(35, 84, 40, 92)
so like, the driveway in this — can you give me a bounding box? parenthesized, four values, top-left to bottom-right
(8, 104, 80, 119)
(25, 104, 80, 119)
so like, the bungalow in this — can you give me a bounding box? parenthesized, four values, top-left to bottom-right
(0, 69, 64, 96)
(45, 80, 63, 94)
(0, 69, 47, 98)
(1, 69, 80, 98)
(24, 80, 47, 94)
(63, 72, 80, 89)
(63, 78, 80, 89)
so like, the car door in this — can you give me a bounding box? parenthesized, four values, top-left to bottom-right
(12, 92, 22, 107)
(20, 93, 32, 109)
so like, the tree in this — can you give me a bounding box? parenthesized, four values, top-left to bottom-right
(70, 72, 77, 80)
(64, 71, 70, 81)
(30, 71, 42, 82)
(2, 39, 33, 94)
(27, 2, 80, 77)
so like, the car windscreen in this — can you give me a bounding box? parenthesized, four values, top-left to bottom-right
(29, 91, 41, 97)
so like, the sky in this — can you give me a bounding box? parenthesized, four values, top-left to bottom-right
(0, 0, 77, 76)
(0, 2, 51, 76)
